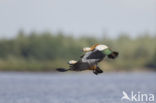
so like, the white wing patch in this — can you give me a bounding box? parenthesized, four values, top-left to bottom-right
(95, 45, 108, 51)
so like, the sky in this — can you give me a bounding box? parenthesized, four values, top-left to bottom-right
(0, 0, 156, 38)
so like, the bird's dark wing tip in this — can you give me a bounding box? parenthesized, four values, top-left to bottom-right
(56, 68, 68, 72)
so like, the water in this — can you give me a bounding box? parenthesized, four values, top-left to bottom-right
(0, 72, 156, 103)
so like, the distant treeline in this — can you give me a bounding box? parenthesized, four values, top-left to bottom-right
(0, 30, 156, 71)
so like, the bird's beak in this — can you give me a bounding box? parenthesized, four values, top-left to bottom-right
(107, 51, 119, 59)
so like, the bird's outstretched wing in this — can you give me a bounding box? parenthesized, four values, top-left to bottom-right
(86, 50, 105, 60)
(69, 61, 90, 71)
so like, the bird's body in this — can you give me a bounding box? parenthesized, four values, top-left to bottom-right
(69, 49, 105, 74)
(56, 44, 118, 75)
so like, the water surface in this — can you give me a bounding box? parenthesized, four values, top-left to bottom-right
(0, 72, 156, 103)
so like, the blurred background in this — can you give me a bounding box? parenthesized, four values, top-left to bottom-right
(0, 0, 156, 71)
(0, 0, 156, 103)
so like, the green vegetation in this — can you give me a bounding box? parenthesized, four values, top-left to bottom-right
(0, 30, 155, 71)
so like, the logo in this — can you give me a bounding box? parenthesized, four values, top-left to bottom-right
(121, 91, 155, 102)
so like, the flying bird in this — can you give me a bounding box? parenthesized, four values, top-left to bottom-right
(56, 44, 119, 75)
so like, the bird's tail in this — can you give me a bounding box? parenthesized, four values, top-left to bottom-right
(56, 68, 70, 72)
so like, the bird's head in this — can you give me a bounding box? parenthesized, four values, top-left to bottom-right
(95, 44, 119, 59)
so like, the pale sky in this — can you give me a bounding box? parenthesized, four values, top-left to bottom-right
(0, 0, 156, 38)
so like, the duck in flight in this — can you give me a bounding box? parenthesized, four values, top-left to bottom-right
(56, 44, 119, 75)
